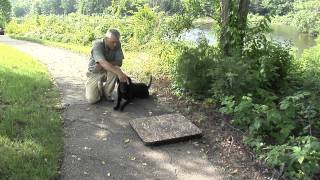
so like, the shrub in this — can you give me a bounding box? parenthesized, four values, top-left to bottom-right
(262, 136, 320, 179)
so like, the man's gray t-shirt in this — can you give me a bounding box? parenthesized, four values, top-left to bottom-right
(88, 38, 124, 73)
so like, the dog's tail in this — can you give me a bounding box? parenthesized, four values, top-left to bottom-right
(147, 76, 152, 89)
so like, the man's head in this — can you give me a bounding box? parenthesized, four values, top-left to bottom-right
(104, 28, 120, 50)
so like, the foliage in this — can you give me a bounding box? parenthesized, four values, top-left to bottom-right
(272, 0, 320, 36)
(61, 0, 77, 14)
(262, 136, 320, 179)
(8, 0, 199, 17)
(0, 0, 11, 28)
(244, 16, 293, 92)
(219, 90, 320, 178)
(297, 41, 320, 90)
(173, 38, 219, 96)
(172, 10, 319, 178)
(12, 3, 29, 17)
(287, 0, 320, 36)
(261, 0, 294, 16)
(76, 0, 110, 15)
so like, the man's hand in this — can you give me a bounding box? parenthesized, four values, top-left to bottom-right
(98, 60, 129, 84)
(118, 72, 129, 84)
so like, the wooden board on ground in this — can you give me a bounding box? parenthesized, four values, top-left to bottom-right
(129, 113, 202, 145)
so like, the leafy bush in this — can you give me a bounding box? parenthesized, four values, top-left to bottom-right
(297, 42, 320, 91)
(220, 91, 320, 178)
(262, 136, 320, 179)
(173, 38, 219, 96)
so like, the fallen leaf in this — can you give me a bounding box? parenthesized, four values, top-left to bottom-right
(142, 163, 147, 166)
(102, 161, 106, 165)
(231, 169, 238, 174)
(124, 139, 130, 144)
(130, 156, 136, 161)
(107, 173, 111, 176)
(77, 158, 81, 161)
(102, 138, 107, 141)
(84, 171, 88, 175)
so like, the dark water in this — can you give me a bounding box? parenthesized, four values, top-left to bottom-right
(180, 24, 317, 56)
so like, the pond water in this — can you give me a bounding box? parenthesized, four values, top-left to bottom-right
(180, 23, 317, 56)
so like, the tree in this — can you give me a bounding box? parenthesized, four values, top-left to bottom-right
(261, 0, 294, 16)
(30, 1, 42, 15)
(61, 0, 77, 14)
(40, 0, 63, 15)
(219, 0, 250, 56)
(76, 0, 111, 15)
(0, 0, 11, 28)
(12, 4, 29, 17)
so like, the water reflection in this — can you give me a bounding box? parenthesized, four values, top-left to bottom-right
(180, 23, 317, 56)
(270, 24, 316, 55)
(180, 28, 217, 45)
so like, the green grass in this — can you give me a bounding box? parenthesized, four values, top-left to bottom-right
(0, 43, 63, 180)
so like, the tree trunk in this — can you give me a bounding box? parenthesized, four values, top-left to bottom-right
(220, 0, 232, 56)
(219, 0, 250, 56)
(238, 0, 250, 49)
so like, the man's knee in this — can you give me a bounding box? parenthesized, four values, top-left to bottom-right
(87, 97, 100, 104)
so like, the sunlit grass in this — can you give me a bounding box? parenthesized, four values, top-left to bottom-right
(0, 43, 63, 179)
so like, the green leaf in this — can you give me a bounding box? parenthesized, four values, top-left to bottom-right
(297, 156, 304, 164)
(253, 119, 261, 130)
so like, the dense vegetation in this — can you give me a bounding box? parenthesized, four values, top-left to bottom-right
(0, 0, 11, 28)
(2, 0, 320, 179)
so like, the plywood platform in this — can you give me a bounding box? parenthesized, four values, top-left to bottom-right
(129, 113, 202, 145)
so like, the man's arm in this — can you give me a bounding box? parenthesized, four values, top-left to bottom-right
(97, 60, 128, 83)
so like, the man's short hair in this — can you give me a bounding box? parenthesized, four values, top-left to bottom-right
(105, 28, 120, 40)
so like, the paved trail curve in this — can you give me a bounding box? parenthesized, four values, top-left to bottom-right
(0, 36, 226, 180)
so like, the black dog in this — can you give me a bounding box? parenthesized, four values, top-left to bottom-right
(114, 76, 152, 111)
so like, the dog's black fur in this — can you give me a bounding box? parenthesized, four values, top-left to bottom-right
(114, 76, 152, 111)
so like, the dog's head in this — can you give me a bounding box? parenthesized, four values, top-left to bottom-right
(118, 77, 132, 94)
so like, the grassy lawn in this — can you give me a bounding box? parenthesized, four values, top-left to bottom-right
(0, 43, 63, 179)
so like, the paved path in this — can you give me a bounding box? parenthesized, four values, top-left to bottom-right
(0, 36, 226, 180)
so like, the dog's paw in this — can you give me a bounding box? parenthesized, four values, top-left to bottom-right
(113, 107, 119, 111)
